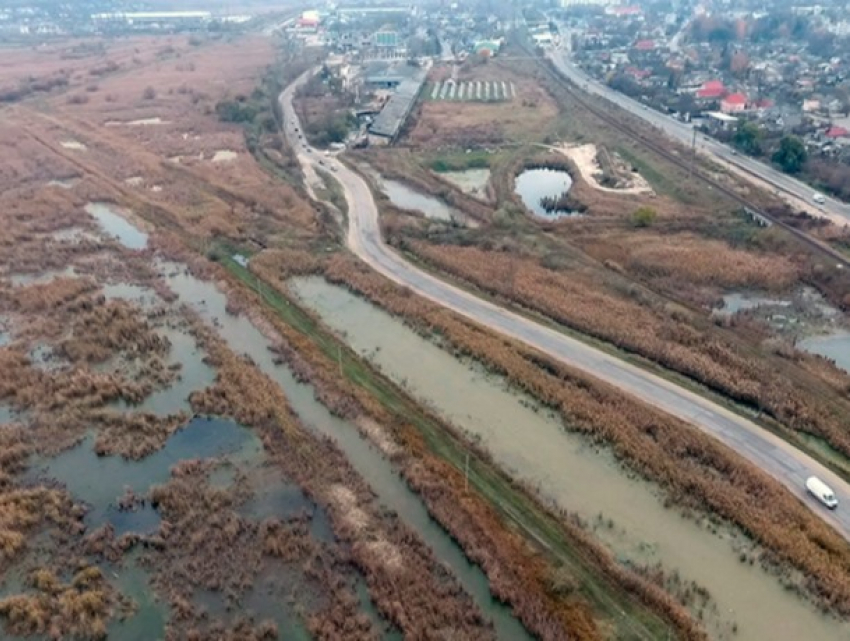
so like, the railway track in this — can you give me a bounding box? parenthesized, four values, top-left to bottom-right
(519, 40, 850, 270)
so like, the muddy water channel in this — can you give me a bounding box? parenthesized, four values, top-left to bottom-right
(160, 263, 532, 641)
(290, 276, 850, 641)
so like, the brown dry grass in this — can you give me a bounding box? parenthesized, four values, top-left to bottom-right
(585, 231, 799, 290)
(402, 241, 850, 458)
(0, 566, 119, 639)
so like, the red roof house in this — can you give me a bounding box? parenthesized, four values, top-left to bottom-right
(720, 92, 748, 114)
(826, 126, 850, 139)
(696, 80, 725, 99)
(634, 39, 655, 51)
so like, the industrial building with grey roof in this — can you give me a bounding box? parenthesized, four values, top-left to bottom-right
(368, 72, 426, 143)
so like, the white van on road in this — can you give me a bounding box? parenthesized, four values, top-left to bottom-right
(812, 192, 826, 205)
(806, 476, 838, 509)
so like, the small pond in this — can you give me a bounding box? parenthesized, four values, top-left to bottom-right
(381, 178, 459, 222)
(514, 168, 576, 219)
(799, 333, 850, 374)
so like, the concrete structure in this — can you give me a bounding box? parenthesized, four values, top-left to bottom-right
(368, 73, 426, 144)
(705, 111, 738, 131)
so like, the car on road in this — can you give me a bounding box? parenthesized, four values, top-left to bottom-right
(806, 476, 838, 509)
(812, 192, 826, 205)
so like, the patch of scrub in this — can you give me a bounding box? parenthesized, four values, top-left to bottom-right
(85, 202, 149, 250)
(379, 177, 461, 223)
(212, 150, 238, 162)
(159, 262, 533, 641)
(799, 332, 850, 374)
(289, 276, 850, 641)
(438, 169, 490, 198)
(60, 140, 87, 151)
(514, 168, 576, 219)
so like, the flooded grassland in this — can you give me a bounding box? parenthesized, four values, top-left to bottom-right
(0, 195, 508, 639)
(290, 275, 850, 641)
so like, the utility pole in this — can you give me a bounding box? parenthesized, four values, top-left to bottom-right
(688, 126, 697, 182)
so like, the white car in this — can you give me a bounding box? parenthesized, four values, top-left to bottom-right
(812, 192, 826, 205)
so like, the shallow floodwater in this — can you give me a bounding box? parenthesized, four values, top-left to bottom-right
(380, 178, 459, 222)
(26, 417, 318, 639)
(439, 168, 490, 198)
(160, 262, 532, 640)
(514, 168, 575, 218)
(290, 276, 850, 641)
(85, 202, 149, 249)
(799, 332, 850, 374)
(720, 292, 792, 314)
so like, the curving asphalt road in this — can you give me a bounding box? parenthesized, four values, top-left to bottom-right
(547, 37, 850, 224)
(279, 71, 850, 541)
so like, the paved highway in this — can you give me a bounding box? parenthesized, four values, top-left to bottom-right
(547, 41, 850, 223)
(279, 72, 850, 541)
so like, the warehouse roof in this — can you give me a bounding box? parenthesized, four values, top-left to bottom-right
(369, 76, 425, 139)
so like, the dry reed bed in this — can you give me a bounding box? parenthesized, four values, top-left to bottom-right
(0, 566, 125, 639)
(403, 241, 850, 458)
(246, 248, 704, 640)
(183, 311, 495, 639)
(320, 252, 850, 615)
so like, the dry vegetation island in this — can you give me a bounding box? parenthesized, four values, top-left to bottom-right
(2, 14, 850, 641)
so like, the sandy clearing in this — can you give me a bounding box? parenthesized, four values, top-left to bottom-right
(558, 143, 653, 195)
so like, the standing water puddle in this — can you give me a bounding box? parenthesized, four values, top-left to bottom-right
(439, 168, 491, 198)
(380, 178, 462, 223)
(159, 263, 533, 641)
(85, 202, 149, 250)
(289, 276, 850, 641)
(514, 168, 576, 219)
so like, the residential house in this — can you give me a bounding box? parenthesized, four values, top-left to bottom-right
(721, 92, 748, 114)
